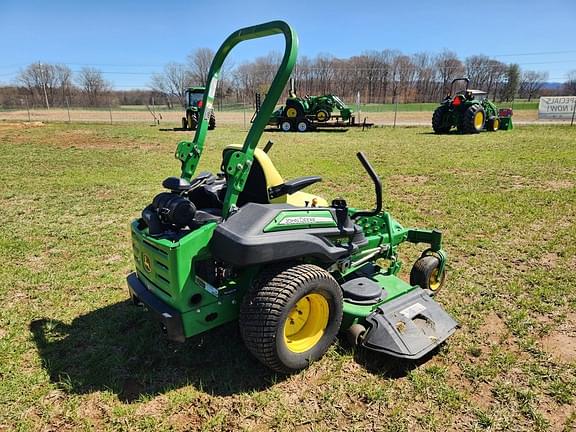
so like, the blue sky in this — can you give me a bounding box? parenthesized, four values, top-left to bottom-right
(1, 0, 575, 89)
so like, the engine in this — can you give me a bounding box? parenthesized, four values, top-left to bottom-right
(141, 173, 226, 236)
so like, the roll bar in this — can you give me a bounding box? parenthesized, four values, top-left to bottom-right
(174, 21, 298, 216)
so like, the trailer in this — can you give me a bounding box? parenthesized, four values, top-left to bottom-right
(254, 92, 373, 132)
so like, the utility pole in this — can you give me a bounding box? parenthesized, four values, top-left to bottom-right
(39, 62, 50, 110)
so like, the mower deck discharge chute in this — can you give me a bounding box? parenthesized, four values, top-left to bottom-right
(127, 21, 457, 373)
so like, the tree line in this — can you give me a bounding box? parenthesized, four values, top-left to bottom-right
(1, 50, 575, 109)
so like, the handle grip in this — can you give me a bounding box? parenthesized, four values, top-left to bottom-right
(352, 152, 382, 219)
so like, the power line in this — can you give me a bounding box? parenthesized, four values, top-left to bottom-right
(490, 49, 576, 57)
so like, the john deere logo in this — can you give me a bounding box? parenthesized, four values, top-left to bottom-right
(143, 254, 152, 272)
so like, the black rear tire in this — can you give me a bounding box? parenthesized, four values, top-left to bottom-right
(462, 104, 485, 134)
(284, 99, 304, 118)
(432, 105, 450, 134)
(187, 112, 198, 130)
(208, 111, 216, 130)
(181, 117, 187, 129)
(239, 263, 343, 374)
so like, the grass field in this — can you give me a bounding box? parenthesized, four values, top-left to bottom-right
(0, 121, 575, 431)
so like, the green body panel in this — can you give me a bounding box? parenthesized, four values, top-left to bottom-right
(131, 220, 257, 337)
(341, 273, 415, 329)
(264, 209, 337, 232)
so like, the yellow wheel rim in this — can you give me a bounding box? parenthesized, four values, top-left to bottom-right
(283, 293, 329, 353)
(493, 118, 500, 130)
(429, 268, 442, 291)
(474, 111, 484, 129)
(317, 111, 327, 121)
(286, 107, 298, 118)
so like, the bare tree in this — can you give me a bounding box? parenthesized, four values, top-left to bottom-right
(563, 70, 576, 96)
(519, 70, 548, 101)
(187, 48, 214, 85)
(435, 50, 464, 96)
(76, 67, 111, 106)
(54, 64, 73, 106)
(499, 64, 520, 102)
(150, 62, 192, 107)
(17, 62, 59, 108)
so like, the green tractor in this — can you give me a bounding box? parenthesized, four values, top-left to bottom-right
(270, 92, 354, 132)
(432, 78, 513, 134)
(127, 21, 457, 374)
(181, 87, 216, 130)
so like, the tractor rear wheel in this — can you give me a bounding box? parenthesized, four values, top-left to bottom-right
(208, 111, 216, 130)
(432, 106, 451, 134)
(187, 112, 198, 130)
(181, 117, 187, 129)
(462, 104, 485, 133)
(284, 100, 304, 118)
(410, 255, 446, 293)
(239, 263, 343, 373)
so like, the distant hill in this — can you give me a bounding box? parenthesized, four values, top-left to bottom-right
(542, 82, 563, 90)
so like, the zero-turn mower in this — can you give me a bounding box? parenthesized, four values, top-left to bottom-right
(127, 21, 457, 373)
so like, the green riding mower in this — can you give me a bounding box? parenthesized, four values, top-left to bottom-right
(181, 87, 216, 130)
(432, 78, 513, 134)
(127, 21, 457, 373)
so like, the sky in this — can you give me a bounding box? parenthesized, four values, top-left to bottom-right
(1, 0, 575, 89)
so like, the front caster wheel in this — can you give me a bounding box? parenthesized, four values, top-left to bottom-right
(239, 263, 343, 374)
(345, 323, 366, 346)
(410, 255, 446, 293)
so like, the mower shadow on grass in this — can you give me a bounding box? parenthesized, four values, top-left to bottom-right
(29, 300, 280, 402)
(336, 340, 440, 379)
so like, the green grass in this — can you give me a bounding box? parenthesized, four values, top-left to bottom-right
(0, 122, 575, 431)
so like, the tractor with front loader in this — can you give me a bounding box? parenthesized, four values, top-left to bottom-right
(127, 21, 457, 373)
(268, 92, 363, 132)
(181, 87, 216, 130)
(432, 78, 513, 134)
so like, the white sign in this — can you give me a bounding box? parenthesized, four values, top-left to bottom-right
(538, 96, 576, 120)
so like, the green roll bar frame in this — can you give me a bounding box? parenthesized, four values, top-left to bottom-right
(175, 21, 298, 217)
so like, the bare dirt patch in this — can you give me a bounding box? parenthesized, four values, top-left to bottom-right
(480, 311, 510, 346)
(541, 312, 576, 363)
(543, 180, 574, 191)
(542, 334, 576, 363)
(0, 121, 44, 130)
(0, 108, 549, 126)
(539, 252, 560, 269)
(389, 174, 429, 185)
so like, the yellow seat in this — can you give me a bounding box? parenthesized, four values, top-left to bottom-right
(223, 145, 328, 207)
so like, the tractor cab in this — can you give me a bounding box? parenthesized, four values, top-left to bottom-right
(185, 87, 205, 108)
(182, 87, 216, 131)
